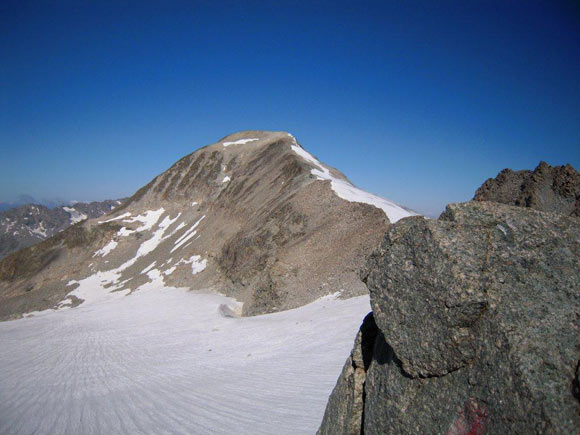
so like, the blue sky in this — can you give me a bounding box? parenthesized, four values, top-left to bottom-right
(1, 1, 578, 216)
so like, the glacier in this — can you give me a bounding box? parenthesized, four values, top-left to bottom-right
(0, 283, 369, 434)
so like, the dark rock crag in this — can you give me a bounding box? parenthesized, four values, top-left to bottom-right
(319, 164, 580, 434)
(474, 161, 580, 216)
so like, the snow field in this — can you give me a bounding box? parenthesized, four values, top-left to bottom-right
(0, 285, 370, 435)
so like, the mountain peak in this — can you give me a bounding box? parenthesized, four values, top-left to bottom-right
(0, 132, 416, 320)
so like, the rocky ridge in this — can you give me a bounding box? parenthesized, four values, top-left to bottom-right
(0, 131, 415, 320)
(0, 200, 122, 260)
(319, 162, 580, 434)
(474, 161, 580, 216)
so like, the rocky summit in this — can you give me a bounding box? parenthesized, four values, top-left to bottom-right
(319, 163, 580, 434)
(0, 131, 415, 321)
(0, 200, 122, 260)
(474, 161, 580, 216)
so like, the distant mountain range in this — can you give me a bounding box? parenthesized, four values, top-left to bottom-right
(0, 200, 123, 260)
(0, 195, 77, 212)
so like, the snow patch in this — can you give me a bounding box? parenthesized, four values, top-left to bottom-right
(222, 175, 231, 183)
(99, 212, 131, 223)
(141, 262, 157, 274)
(171, 221, 186, 234)
(4, 220, 15, 231)
(163, 255, 206, 276)
(93, 239, 118, 257)
(57, 212, 182, 309)
(63, 207, 88, 224)
(123, 209, 165, 232)
(116, 227, 134, 237)
(116, 211, 180, 272)
(63, 270, 130, 306)
(188, 255, 207, 274)
(163, 266, 177, 276)
(171, 255, 207, 275)
(171, 215, 205, 253)
(223, 138, 259, 147)
(29, 222, 48, 238)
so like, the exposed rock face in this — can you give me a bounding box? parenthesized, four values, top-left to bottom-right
(318, 312, 378, 435)
(0, 200, 122, 260)
(474, 161, 580, 216)
(319, 201, 580, 434)
(0, 131, 415, 320)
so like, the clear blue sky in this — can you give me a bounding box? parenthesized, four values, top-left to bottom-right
(1, 1, 578, 216)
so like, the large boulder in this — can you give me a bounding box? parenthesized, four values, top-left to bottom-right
(319, 201, 580, 434)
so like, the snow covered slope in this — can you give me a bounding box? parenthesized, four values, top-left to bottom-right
(0, 282, 370, 434)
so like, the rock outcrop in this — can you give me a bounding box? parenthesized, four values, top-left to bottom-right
(318, 312, 378, 435)
(319, 165, 580, 434)
(0, 131, 415, 320)
(474, 161, 580, 216)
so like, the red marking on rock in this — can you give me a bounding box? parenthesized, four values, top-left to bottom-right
(447, 398, 489, 435)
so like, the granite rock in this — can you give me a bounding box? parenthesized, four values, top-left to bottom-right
(319, 201, 580, 434)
